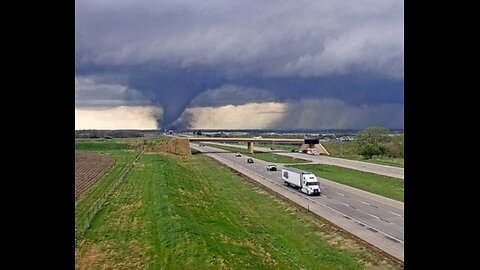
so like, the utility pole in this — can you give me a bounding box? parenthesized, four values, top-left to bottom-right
(340, 141, 343, 157)
(271, 140, 276, 160)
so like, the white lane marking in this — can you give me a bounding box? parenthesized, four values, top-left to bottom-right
(379, 217, 391, 224)
(341, 202, 350, 207)
(336, 192, 351, 198)
(359, 199, 378, 209)
(390, 212, 402, 217)
(369, 213, 380, 219)
(203, 148, 405, 245)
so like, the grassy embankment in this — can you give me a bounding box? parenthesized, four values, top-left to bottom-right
(291, 164, 404, 202)
(75, 142, 402, 269)
(203, 143, 310, 164)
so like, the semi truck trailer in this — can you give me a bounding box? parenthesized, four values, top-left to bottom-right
(281, 167, 320, 196)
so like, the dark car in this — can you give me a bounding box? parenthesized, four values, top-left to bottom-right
(247, 158, 254, 163)
(266, 164, 277, 171)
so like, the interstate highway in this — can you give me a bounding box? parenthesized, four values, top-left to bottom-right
(192, 143, 404, 261)
(205, 141, 404, 179)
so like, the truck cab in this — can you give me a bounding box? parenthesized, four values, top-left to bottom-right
(301, 174, 320, 195)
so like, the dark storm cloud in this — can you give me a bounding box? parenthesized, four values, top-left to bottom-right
(76, 0, 403, 78)
(189, 85, 276, 107)
(75, 76, 153, 107)
(75, 0, 403, 129)
(277, 99, 404, 130)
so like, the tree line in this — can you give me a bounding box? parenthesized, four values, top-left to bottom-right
(356, 126, 403, 159)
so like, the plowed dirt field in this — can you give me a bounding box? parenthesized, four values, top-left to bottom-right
(75, 151, 115, 200)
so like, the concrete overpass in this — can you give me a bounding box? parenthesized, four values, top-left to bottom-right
(185, 137, 329, 155)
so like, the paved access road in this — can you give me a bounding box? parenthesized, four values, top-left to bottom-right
(206, 142, 404, 179)
(192, 143, 404, 261)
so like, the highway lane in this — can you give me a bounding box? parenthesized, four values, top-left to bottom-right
(205, 141, 404, 179)
(192, 143, 404, 261)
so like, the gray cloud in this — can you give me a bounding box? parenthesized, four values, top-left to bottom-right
(76, 106, 163, 130)
(172, 98, 403, 130)
(75, 76, 153, 107)
(76, 0, 403, 79)
(172, 102, 286, 130)
(277, 98, 403, 129)
(75, 76, 166, 129)
(189, 85, 276, 107)
(279, 23, 404, 79)
(75, 0, 404, 129)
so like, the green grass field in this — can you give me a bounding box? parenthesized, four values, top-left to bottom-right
(75, 139, 138, 223)
(322, 141, 404, 168)
(290, 164, 404, 202)
(203, 143, 310, 164)
(334, 154, 404, 168)
(75, 140, 402, 269)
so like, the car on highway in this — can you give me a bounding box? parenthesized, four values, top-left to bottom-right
(235, 153, 242, 157)
(247, 158, 254, 163)
(266, 164, 277, 171)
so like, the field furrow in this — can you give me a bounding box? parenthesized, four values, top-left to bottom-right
(75, 151, 115, 199)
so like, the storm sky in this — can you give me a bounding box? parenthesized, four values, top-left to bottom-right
(75, 0, 403, 130)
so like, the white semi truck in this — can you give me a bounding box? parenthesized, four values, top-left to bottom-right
(281, 167, 321, 196)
